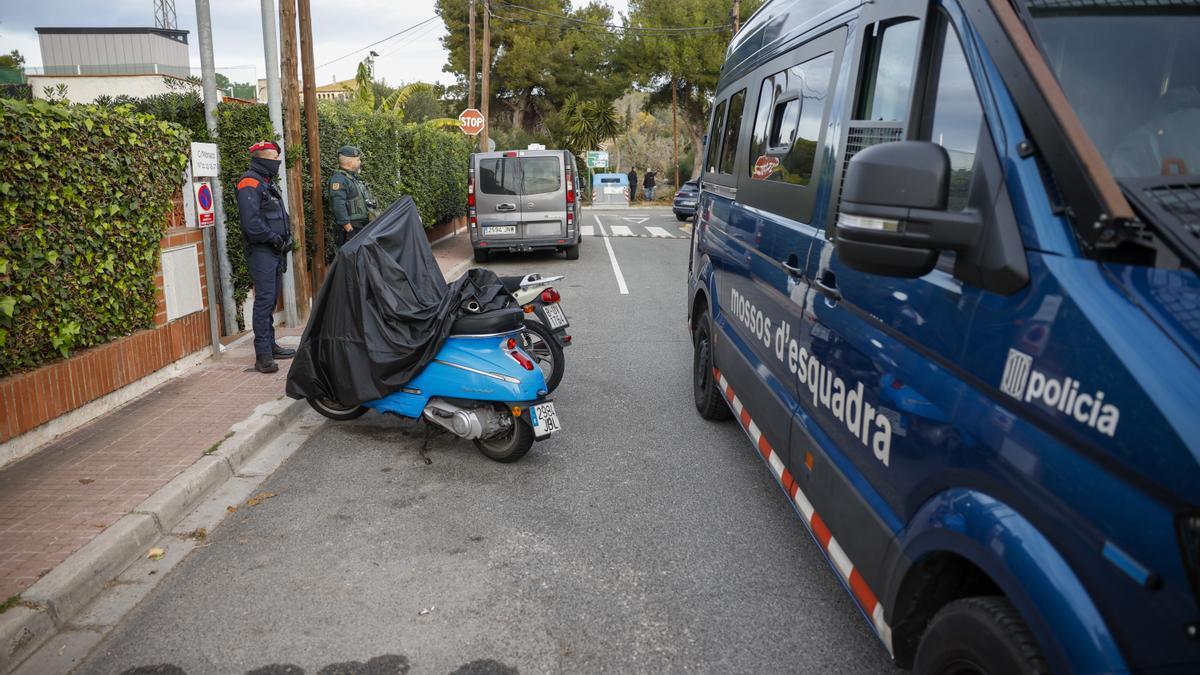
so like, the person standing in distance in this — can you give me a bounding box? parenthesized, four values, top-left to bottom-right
(643, 167, 657, 201)
(236, 140, 295, 374)
(327, 145, 378, 245)
(626, 166, 638, 203)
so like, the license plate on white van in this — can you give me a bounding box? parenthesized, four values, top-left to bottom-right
(484, 226, 516, 235)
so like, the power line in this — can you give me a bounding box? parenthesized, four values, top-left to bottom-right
(494, 1, 732, 34)
(376, 18, 444, 61)
(316, 16, 440, 69)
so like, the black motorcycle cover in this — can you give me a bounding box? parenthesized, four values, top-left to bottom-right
(285, 196, 511, 406)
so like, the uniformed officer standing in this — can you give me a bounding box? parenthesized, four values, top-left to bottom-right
(326, 145, 378, 245)
(236, 140, 295, 374)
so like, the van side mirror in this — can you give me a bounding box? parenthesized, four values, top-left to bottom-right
(835, 141, 983, 278)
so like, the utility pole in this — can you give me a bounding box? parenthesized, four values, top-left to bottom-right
(279, 0, 311, 319)
(468, 0, 476, 110)
(298, 0, 326, 286)
(672, 77, 680, 190)
(260, 0, 298, 326)
(480, 0, 491, 153)
(195, 0, 237, 338)
(733, 0, 741, 34)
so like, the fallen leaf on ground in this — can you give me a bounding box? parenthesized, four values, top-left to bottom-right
(226, 505, 237, 513)
(187, 528, 207, 541)
(246, 492, 278, 507)
(147, 547, 165, 560)
(78, 478, 94, 485)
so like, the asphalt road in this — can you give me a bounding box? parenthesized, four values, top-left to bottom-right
(79, 207, 898, 674)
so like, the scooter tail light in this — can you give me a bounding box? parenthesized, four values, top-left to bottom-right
(512, 351, 535, 371)
(505, 338, 517, 350)
(540, 288, 561, 304)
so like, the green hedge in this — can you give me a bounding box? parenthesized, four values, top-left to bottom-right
(0, 99, 190, 375)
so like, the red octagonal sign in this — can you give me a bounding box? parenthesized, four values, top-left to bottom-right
(458, 108, 485, 136)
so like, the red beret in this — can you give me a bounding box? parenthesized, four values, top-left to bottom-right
(248, 140, 281, 154)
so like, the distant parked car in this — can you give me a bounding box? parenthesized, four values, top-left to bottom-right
(672, 180, 699, 221)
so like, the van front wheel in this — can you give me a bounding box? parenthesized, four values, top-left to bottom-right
(913, 597, 1049, 675)
(692, 310, 732, 421)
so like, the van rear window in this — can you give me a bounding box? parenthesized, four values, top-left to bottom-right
(522, 157, 562, 195)
(478, 158, 520, 195)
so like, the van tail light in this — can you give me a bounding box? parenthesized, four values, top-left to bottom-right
(566, 175, 575, 204)
(504, 151, 518, 157)
(540, 288, 560, 304)
(467, 170, 475, 207)
(1179, 513, 1200, 608)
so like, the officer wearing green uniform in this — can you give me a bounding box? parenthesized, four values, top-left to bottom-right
(327, 145, 378, 245)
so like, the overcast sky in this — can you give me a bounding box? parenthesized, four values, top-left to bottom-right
(1, 0, 629, 87)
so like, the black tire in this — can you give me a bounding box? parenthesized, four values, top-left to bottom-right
(523, 320, 565, 393)
(692, 310, 732, 420)
(308, 397, 368, 421)
(913, 597, 1049, 675)
(473, 248, 490, 263)
(564, 244, 580, 260)
(676, 212, 688, 221)
(473, 413, 535, 463)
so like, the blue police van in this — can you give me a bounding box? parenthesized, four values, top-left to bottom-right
(687, 0, 1200, 672)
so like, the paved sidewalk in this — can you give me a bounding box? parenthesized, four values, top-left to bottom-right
(0, 235, 472, 603)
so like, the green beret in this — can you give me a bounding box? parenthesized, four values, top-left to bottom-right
(337, 145, 361, 158)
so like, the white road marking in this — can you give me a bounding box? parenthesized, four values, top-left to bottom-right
(645, 226, 673, 238)
(622, 217, 649, 224)
(594, 214, 629, 295)
(610, 225, 634, 237)
(580, 225, 595, 236)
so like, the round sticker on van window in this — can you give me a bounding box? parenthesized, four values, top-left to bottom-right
(752, 155, 780, 181)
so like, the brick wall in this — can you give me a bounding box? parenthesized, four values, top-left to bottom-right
(0, 192, 212, 444)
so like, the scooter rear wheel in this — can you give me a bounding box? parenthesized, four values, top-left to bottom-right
(473, 413, 534, 463)
(307, 397, 368, 421)
(522, 320, 565, 393)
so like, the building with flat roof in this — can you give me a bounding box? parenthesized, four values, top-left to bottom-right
(28, 26, 195, 102)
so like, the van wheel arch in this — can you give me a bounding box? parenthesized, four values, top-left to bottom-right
(890, 552, 1002, 668)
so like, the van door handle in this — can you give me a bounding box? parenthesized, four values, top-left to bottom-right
(814, 271, 841, 301)
(496, 203, 517, 212)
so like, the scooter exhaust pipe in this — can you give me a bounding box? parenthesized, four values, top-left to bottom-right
(422, 399, 485, 439)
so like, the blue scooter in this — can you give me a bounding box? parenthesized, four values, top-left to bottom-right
(306, 306, 562, 463)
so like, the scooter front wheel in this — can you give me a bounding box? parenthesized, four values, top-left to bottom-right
(307, 397, 368, 421)
(473, 412, 534, 463)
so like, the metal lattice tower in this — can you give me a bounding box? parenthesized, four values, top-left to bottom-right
(154, 0, 177, 29)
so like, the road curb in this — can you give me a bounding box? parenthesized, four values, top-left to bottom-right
(0, 396, 307, 674)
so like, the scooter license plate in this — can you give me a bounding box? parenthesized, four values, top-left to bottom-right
(543, 303, 568, 329)
(531, 402, 561, 437)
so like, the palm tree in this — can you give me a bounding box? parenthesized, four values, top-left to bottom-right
(557, 93, 623, 200)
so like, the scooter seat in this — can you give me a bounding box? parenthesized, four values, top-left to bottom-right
(450, 307, 525, 336)
(498, 275, 524, 293)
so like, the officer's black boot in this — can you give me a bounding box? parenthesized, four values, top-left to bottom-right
(255, 354, 279, 374)
(272, 344, 296, 359)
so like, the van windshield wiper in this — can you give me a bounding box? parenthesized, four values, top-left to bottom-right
(1118, 176, 1200, 271)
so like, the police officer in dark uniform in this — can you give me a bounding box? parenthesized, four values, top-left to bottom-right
(236, 140, 295, 374)
(326, 145, 378, 245)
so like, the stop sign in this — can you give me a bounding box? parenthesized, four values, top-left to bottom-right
(458, 108, 485, 136)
